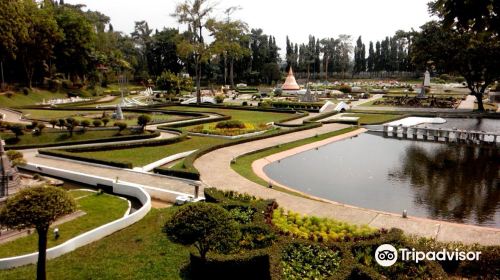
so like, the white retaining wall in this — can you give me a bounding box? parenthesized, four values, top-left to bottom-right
(0, 163, 153, 269)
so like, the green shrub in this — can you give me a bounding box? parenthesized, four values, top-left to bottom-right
(22, 87, 30, 95)
(281, 243, 341, 279)
(215, 120, 245, 129)
(239, 225, 276, 250)
(214, 94, 225, 104)
(164, 203, 241, 260)
(227, 206, 255, 224)
(439, 74, 451, 81)
(61, 80, 73, 89)
(204, 188, 257, 203)
(338, 84, 352, 93)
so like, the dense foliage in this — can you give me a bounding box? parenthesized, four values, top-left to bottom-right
(0, 185, 76, 280)
(164, 203, 241, 260)
(281, 243, 341, 280)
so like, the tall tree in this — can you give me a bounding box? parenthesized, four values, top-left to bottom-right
(412, 21, 500, 111)
(172, 0, 215, 104)
(429, 0, 499, 36)
(17, 0, 62, 88)
(320, 38, 338, 80)
(207, 18, 250, 87)
(53, 4, 95, 81)
(367, 41, 375, 72)
(0, 186, 76, 280)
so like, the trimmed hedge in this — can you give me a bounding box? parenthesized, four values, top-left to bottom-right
(194, 188, 467, 280)
(271, 101, 324, 111)
(5, 130, 161, 150)
(38, 130, 187, 168)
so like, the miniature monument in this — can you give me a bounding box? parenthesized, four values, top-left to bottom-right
(418, 70, 431, 98)
(282, 67, 300, 91)
(0, 139, 21, 197)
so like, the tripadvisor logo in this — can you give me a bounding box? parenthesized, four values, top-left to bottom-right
(375, 244, 481, 267)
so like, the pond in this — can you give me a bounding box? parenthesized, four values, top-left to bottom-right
(264, 121, 500, 227)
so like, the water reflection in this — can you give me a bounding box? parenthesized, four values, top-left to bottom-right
(392, 145, 499, 225)
(264, 131, 500, 227)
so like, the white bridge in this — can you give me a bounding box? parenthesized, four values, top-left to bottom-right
(382, 124, 499, 145)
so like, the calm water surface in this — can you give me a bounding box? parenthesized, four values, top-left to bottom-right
(265, 128, 500, 227)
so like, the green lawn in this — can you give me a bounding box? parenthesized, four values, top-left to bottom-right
(71, 136, 231, 167)
(20, 109, 185, 126)
(342, 113, 403, 124)
(0, 207, 190, 280)
(0, 190, 128, 258)
(0, 89, 70, 107)
(163, 106, 294, 126)
(231, 127, 357, 196)
(1, 129, 144, 146)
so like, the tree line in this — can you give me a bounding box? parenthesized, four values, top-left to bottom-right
(1, 0, 498, 110)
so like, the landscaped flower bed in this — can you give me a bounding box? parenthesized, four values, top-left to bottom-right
(188, 120, 270, 136)
(272, 208, 379, 242)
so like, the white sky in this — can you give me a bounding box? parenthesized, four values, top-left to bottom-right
(66, 0, 435, 56)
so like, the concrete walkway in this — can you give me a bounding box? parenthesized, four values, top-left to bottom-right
(194, 124, 500, 245)
(0, 108, 31, 124)
(24, 150, 197, 198)
(351, 94, 384, 107)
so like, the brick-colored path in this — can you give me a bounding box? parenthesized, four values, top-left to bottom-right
(195, 124, 500, 245)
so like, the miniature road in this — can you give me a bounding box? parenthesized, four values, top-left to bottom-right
(350, 94, 384, 107)
(194, 124, 500, 245)
(23, 149, 198, 195)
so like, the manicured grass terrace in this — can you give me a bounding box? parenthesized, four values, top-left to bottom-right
(20, 109, 185, 126)
(0, 129, 144, 146)
(71, 136, 232, 167)
(0, 207, 188, 279)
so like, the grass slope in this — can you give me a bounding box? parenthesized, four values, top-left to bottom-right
(72, 136, 231, 167)
(1, 129, 143, 146)
(0, 207, 189, 280)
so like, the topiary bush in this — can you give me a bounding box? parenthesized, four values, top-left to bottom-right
(272, 208, 379, 242)
(214, 94, 225, 104)
(215, 120, 246, 129)
(338, 84, 352, 94)
(164, 203, 241, 261)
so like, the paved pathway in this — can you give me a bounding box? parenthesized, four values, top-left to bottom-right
(24, 150, 197, 195)
(194, 124, 500, 245)
(0, 108, 31, 124)
(351, 94, 384, 107)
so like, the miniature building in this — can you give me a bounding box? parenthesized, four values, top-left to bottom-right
(0, 139, 21, 197)
(282, 67, 300, 91)
(300, 86, 318, 102)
